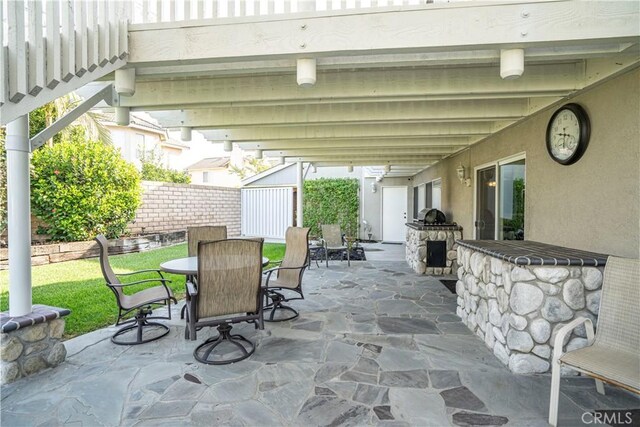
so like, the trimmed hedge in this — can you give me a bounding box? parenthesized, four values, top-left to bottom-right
(31, 140, 141, 241)
(303, 178, 359, 238)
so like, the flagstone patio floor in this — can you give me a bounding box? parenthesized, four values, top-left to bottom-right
(1, 261, 638, 426)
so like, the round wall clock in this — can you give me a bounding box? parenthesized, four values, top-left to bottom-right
(545, 103, 591, 165)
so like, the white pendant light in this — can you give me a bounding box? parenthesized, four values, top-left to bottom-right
(384, 164, 391, 173)
(255, 149, 263, 159)
(115, 68, 136, 96)
(347, 165, 354, 173)
(180, 126, 192, 141)
(223, 140, 233, 152)
(297, 58, 317, 87)
(500, 48, 524, 80)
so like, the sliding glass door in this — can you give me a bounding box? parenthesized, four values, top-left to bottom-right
(498, 159, 526, 240)
(475, 166, 496, 239)
(475, 155, 526, 240)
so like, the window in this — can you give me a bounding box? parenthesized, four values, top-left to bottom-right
(203, 171, 209, 183)
(425, 179, 442, 210)
(134, 134, 148, 160)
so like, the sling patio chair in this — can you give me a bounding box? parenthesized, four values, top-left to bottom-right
(548, 256, 640, 426)
(184, 238, 265, 365)
(187, 225, 227, 257)
(321, 224, 350, 267)
(263, 227, 311, 322)
(96, 234, 177, 345)
(180, 225, 228, 319)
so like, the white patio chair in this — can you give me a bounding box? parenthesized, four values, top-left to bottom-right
(548, 256, 640, 426)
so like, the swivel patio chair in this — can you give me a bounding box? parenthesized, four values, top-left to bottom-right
(548, 256, 640, 426)
(263, 227, 311, 322)
(180, 225, 228, 319)
(321, 224, 350, 267)
(184, 238, 265, 365)
(96, 234, 177, 345)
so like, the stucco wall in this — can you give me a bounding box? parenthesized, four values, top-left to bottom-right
(413, 68, 640, 258)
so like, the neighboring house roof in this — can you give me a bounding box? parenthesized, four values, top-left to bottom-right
(187, 157, 230, 170)
(162, 138, 190, 150)
(100, 111, 165, 134)
(241, 163, 294, 186)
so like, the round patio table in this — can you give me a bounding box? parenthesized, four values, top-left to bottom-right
(160, 256, 270, 275)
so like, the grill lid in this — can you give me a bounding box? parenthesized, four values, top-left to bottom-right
(416, 208, 447, 224)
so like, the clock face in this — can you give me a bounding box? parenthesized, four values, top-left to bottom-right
(546, 104, 590, 165)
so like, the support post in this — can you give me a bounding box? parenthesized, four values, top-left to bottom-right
(296, 161, 304, 227)
(6, 115, 32, 317)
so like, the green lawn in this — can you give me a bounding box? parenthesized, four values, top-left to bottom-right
(0, 242, 285, 338)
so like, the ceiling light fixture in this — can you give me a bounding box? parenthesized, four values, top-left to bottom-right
(500, 48, 524, 80)
(297, 58, 317, 87)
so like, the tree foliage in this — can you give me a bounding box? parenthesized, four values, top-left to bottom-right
(31, 140, 141, 241)
(139, 149, 190, 184)
(303, 178, 359, 238)
(228, 156, 271, 179)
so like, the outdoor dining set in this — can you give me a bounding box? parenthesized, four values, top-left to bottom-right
(94, 224, 352, 365)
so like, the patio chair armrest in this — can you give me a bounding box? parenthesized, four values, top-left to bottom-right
(552, 317, 595, 362)
(116, 269, 165, 279)
(186, 281, 198, 297)
(109, 278, 172, 288)
(263, 265, 306, 286)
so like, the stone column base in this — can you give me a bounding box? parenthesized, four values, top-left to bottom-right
(1, 305, 71, 384)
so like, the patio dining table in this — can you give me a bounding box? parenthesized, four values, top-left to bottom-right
(159, 256, 270, 276)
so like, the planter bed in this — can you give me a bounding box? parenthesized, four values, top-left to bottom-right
(0, 231, 186, 270)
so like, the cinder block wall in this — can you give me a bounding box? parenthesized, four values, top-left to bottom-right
(128, 181, 241, 236)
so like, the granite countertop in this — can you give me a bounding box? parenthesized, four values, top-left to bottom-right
(406, 223, 463, 231)
(457, 240, 608, 267)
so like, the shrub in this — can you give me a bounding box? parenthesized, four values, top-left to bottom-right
(303, 178, 359, 238)
(31, 140, 141, 241)
(138, 148, 190, 184)
(141, 161, 191, 184)
(0, 132, 5, 235)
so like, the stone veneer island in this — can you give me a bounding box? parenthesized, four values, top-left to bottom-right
(455, 240, 607, 375)
(405, 223, 462, 275)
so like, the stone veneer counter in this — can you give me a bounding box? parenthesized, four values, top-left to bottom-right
(455, 240, 607, 375)
(456, 240, 608, 266)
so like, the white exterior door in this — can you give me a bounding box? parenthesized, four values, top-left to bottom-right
(382, 186, 408, 243)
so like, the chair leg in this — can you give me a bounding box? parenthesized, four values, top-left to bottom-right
(193, 323, 255, 365)
(111, 307, 170, 345)
(595, 379, 605, 395)
(548, 358, 562, 427)
(325, 248, 329, 268)
(347, 248, 350, 266)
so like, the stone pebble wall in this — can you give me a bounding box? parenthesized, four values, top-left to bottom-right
(128, 181, 241, 236)
(0, 319, 67, 383)
(405, 228, 461, 275)
(456, 246, 603, 374)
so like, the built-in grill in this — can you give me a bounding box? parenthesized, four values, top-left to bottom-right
(414, 208, 449, 225)
(409, 208, 461, 271)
